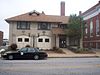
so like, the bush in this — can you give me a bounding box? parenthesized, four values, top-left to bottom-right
(10, 43, 17, 51)
(25, 45, 31, 47)
(53, 47, 65, 54)
(75, 48, 94, 54)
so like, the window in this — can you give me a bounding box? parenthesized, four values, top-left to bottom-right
(90, 20, 93, 36)
(96, 43, 100, 49)
(85, 23, 88, 34)
(20, 48, 28, 53)
(17, 21, 30, 30)
(38, 22, 51, 30)
(27, 48, 35, 52)
(85, 28, 88, 34)
(18, 38, 22, 42)
(45, 39, 49, 42)
(38, 38, 43, 42)
(25, 38, 29, 42)
(96, 17, 99, 35)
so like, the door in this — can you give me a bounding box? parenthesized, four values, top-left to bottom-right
(16, 36, 30, 49)
(59, 35, 67, 48)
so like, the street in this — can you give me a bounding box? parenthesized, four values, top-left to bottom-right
(0, 58, 100, 75)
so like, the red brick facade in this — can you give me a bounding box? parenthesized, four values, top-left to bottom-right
(0, 31, 3, 46)
(83, 5, 100, 49)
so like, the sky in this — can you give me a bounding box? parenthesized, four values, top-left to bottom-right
(0, 0, 99, 39)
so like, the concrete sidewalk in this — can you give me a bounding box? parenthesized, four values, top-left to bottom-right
(46, 49, 100, 58)
(47, 53, 99, 58)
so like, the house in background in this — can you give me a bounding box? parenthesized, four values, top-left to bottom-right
(82, 1, 100, 49)
(0, 31, 3, 46)
(5, 2, 71, 49)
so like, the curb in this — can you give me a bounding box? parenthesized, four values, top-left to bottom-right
(48, 55, 100, 58)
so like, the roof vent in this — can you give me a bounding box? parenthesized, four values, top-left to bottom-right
(29, 10, 40, 16)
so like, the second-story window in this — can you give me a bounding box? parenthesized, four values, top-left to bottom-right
(38, 22, 51, 30)
(17, 21, 30, 30)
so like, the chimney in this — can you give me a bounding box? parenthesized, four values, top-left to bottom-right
(61, 1, 65, 16)
(79, 11, 82, 16)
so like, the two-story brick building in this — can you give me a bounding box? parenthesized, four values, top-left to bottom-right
(6, 2, 70, 49)
(82, 1, 100, 49)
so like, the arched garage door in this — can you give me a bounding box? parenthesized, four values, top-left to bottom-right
(16, 36, 30, 49)
(37, 36, 51, 49)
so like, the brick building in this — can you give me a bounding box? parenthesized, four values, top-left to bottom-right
(0, 31, 3, 46)
(82, 1, 100, 49)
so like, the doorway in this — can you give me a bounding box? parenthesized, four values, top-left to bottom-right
(59, 35, 67, 48)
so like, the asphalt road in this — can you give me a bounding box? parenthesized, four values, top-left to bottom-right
(0, 58, 100, 75)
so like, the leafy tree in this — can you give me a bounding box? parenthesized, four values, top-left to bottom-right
(65, 14, 85, 47)
(65, 14, 84, 38)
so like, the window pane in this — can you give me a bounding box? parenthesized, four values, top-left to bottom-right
(96, 19, 99, 35)
(90, 20, 93, 36)
(38, 23, 51, 30)
(20, 48, 28, 52)
(25, 38, 29, 42)
(28, 48, 35, 52)
(17, 21, 30, 30)
(18, 38, 22, 42)
(38, 38, 43, 42)
(45, 39, 49, 42)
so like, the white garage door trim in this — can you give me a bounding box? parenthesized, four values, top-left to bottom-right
(16, 35, 31, 49)
(37, 36, 51, 49)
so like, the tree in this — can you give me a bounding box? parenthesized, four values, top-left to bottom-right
(65, 14, 84, 47)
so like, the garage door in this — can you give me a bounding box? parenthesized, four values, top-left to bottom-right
(37, 36, 51, 49)
(16, 36, 30, 49)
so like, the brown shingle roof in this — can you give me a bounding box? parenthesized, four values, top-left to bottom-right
(6, 12, 69, 24)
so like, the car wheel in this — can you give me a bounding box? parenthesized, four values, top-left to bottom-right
(34, 55, 39, 60)
(8, 55, 13, 60)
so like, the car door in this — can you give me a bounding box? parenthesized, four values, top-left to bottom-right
(27, 48, 35, 59)
(19, 48, 28, 59)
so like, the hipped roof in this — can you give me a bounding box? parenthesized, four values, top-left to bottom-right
(6, 12, 69, 24)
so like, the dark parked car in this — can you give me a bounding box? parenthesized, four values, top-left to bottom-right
(1, 47, 48, 60)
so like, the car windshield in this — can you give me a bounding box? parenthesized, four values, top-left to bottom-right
(19, 48, 28, 53)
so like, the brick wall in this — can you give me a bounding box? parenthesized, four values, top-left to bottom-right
(0, 31, 3, 46)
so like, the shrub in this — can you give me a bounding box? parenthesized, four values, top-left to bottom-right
(76, 48, 95, 53)
(10, 43, 17, 51)
(25, 45, 31, 47)
(53, 47, 65, 54)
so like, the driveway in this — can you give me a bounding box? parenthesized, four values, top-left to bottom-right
(0, 58, 100, 75)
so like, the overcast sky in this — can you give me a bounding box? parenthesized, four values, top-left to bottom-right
(0, 0, 99, 39)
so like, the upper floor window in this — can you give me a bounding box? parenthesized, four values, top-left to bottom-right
(90, 20, 93, 36)
(96, 17, 100, 35)
(38, 22, 51, 30)
(17, 21, 30, 30)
